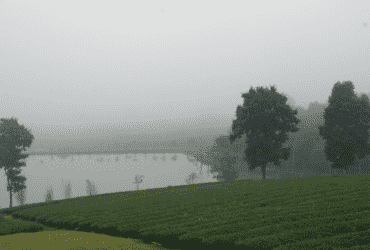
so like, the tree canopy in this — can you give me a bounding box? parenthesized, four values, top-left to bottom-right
(319, 81, 370, 175)
(0, 117, 34, 208)
(229, 85, 301, 180)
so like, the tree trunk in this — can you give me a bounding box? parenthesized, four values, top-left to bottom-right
(9, 187, 13, 208)
(261, 165, 267, 180)
(356, 162, 359, 175)
(6, 174, 13, 208)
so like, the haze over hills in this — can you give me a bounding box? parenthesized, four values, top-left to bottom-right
(25, 92, 370, 156)
(2, 1, 370, 158)
(25, 115, 234, 154)
(24, 101, 320, 155)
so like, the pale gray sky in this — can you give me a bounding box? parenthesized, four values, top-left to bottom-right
(1, 0, 370, 140)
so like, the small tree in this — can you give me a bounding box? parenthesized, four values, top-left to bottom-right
(45, 185, 54, 202)
(5, 166, 28, 208)
(171, 154, 178, 161)
(15, 186, 26, 206)
(185, 172, 198, 185)
(63, 180, 72, 199)
(133, 174, 144, 191)
(86, 179, 98, 196)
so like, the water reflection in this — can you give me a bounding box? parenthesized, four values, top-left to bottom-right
(59, 154, 69, 159)
(171, 154, 178, 161)
(0, 152, 220, 210)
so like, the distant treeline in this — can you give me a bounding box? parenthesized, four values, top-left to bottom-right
(25, 136, 218, 158)
(184, 90, 370, 181)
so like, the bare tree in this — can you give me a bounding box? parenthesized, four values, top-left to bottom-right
(63, 179, 72, 199)
(197, 162, 204, 175)
(133, 174, 144, 191)
(171, 153, 178, 161)
(185, 172, 198, 185)
(45, 185, 54, 202)
(86, 179, 98, 196)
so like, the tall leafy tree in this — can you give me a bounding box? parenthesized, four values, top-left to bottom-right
(229, 85, 300, 180)
(0, 117, 34, 208)
(319, 81, 370, 175)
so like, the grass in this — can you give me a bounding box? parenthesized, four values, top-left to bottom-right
(0, 174, 370, 249)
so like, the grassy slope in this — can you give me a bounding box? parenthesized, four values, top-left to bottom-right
(1, 174, 370, 249)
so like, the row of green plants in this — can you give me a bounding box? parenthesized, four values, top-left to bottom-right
(1, 174, 370, 249)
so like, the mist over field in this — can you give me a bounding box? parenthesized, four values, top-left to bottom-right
(0, 0, 370, 209)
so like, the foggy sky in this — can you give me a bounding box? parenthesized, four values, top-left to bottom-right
(1, 0, 370, 141)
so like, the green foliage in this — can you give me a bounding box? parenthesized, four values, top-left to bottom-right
(198, 83, 369, 180)
(229, 85, 300, 179)
(1, 175, 370, 249)
(0, 215, 47, 236)
(0, 117, 34, 208)
(319, 81, 370, 175)
(206, 132, 243, 182)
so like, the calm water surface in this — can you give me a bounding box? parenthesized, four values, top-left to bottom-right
(1, 152, 352, 210)
(0, 153, 217, 209)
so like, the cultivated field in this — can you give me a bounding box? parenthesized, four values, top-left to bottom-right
(0, 174, 369, 249)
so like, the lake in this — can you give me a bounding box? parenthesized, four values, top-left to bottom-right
(0, 153, 218, 210)
(1, 151, 353, 210)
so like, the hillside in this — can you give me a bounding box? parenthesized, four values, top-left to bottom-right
(26, 125, 230, 155)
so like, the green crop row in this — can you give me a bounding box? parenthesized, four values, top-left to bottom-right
(1, 175, 370, 249)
